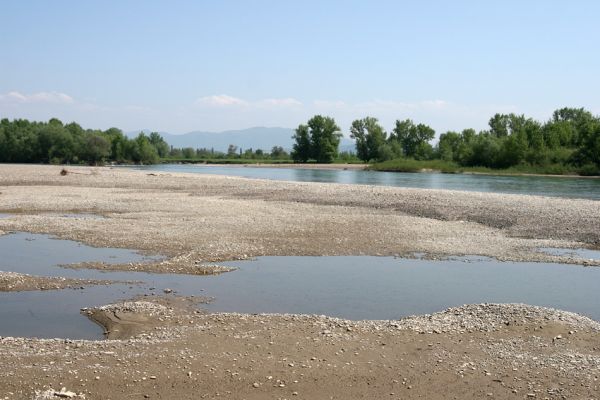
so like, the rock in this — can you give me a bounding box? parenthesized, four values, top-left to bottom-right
(54, 388, 77, 398)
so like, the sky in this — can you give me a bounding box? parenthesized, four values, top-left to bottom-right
(1, 0, 599, 136)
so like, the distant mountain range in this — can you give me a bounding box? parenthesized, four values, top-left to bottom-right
(126, 127, 356, 153)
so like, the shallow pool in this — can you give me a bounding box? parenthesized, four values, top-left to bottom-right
(1, 233, 599, 339)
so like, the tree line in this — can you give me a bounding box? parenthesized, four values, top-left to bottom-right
(168, 144, 290, 161)
(2, 106, 599, 174)
(291, 107, 600, 174)
(0, 118, 170, 164)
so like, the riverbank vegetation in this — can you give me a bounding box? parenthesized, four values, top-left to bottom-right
(3, 107, 599, 175)
(0, 118, 169, 164)
(0, 118, 294, 165)
(357, 108, 600, 176)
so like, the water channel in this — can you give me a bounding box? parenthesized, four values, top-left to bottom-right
(1, 232, 599, 340)
(123, 164, 600, 200)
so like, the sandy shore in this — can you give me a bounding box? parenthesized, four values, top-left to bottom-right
(1, 164, 600, 399)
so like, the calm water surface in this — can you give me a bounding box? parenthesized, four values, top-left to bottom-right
(1, 233, 599, 339)
(122, 164, 600, 200)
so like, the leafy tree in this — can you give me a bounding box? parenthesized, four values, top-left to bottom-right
(350, 117, 387, 162)
(270, 146, 288, 159)
(83, 134, 111, 165)
(307, 115, 342, 163)
(390, 119, 435, 158)
(437, 131, 462, 161)
(149, 132, 170, 158)
(182, 147, 196, 158)
(292, 116, 341, 163)
(489, 114, 510, 138)
(227, 144, 238, 158)
(130, 133, 159, 164)
(291, 124, 311, 162)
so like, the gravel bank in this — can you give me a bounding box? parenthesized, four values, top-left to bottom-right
(0, 271, 113, 292)
(1, 298, 599, 399)
(0, 164, 598, 275)
(1, 164, 599, 399)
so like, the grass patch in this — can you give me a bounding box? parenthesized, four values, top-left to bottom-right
(370, 159, 595, 176)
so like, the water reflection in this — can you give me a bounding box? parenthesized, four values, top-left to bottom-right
(2, 233, 600, 339)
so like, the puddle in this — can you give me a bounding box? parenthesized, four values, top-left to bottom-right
(0, 213, 12, 219)
(1, 234, 600, 339)
(539, 247, 600, 261)
(0, 232, 160, 276)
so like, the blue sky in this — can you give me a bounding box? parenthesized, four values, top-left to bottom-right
(1, 0, 599, 135)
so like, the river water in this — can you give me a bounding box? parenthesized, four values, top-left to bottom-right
(122, 164, 600, 200)
(1, 233, 599, 339)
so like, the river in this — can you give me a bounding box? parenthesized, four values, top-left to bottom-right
(123, 164, 600, 200)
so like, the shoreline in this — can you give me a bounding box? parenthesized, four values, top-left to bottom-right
(164, 160, 600, 178)
(1, 164, 600, 399)
(2, 297, 600, 399)
(195, 162, 368, 170)
(0, 271, 114, 292)
(1, 164, 598, 268)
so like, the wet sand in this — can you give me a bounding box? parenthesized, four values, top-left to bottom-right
(0, 164, 599, 399)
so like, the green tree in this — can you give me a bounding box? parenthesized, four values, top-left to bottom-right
(83, 134, 111, 165)
(182, 147, 196, 158)
(390, 119, 435, 158)
(350, 117, 387, 162)
(437, 131, 462, 161)
(130, 133, 159, 164)
(149, 132, 170, 158)
(489, 114, 510, 138)
(227, 144, 238, 158)
(307, 115, 342, 163)
(291, 124, 311, 162)
(270, 146, 288, 159)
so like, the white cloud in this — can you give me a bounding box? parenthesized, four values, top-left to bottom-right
(0, 91, 74, 104)
(257, 98, 302, 107)
(195, 94, 302, 109)
(312, 100, 346, 108)
(195, 94, 248, 107)
(420, 99, 448, 109)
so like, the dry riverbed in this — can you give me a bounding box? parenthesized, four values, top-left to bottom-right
(0, 164, 599, 399)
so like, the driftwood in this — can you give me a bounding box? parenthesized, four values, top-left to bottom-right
(60, 168, 97, 176)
